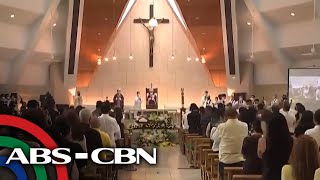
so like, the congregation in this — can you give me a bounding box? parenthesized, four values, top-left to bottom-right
(0, 92, 135, 180)
(181, 93, 320, 180)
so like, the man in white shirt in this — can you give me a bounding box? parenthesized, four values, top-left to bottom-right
(212, 108, 248, 180)
(280, 102, 296, 134)
(305, 109, 320, 147)
(229, 95, 238, 108)
(99, 102, 121, 147)
(201, 91, 211, 107)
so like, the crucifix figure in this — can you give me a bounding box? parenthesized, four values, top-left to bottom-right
(134, 4, 169, 68)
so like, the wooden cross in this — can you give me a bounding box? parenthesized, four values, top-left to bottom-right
(134, 4, 169, 68)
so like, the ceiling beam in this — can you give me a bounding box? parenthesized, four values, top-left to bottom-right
(244, 0, 292, 74)
(6, 0, 62, 91)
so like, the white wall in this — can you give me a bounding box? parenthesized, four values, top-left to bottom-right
(0, 60, 49, 86)
(254, 58, 320, 85)
(79, 0, 225, 108)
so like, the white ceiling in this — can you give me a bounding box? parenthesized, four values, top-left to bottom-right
(0, 0, 68, 65)
(238, 0, 320, 65)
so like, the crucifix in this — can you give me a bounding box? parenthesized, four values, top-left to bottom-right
(134, 3, 169, 68)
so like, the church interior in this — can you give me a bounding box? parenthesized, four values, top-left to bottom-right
(1, 0, 320, 180)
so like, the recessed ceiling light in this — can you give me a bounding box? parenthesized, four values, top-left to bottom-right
(53, 23, 57, 27)
(195, 17, 200, 20)
(195, 57, 199, 62)
(98, 33, 101, 36)
(10, 14, 15, 18)
(201, 32, 206, 35)
(290, 12, 295, 16)
(104, 18, 108, 21)
(247, 22, 251, 25)
(232, 76, 236, 79)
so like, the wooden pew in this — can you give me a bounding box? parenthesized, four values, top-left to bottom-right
(191, 138, 212, 168)
(209, 156, 219, 180)
(178, 129, 188, 154)
(232, 174, 262, 180)
(184, 135, 203, 163)
(200, 148, 213, 179)
(204, 153, 218, 180)
(224, 167, 243, 180)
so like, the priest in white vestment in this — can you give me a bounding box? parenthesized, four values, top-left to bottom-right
(134, 91, 142, 118)
(74, 91, 83, 107)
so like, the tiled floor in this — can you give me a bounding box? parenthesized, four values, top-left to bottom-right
(118, 146, 201, 180)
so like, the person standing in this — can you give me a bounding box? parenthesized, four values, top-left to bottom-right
(99, 102, 121, 147)
(305, 109, 320, 147)
(74, 91, 83, 107)
(113, 89, 124, 111)
(258, 110, 293, 180)
(280, 102, 296, 134)
(201, 91, 211, 107)
(134, 91, 142, 118)
(212, 108, 248, 180)
(271, 94, 279, 107)
(187, 103, 201, 134)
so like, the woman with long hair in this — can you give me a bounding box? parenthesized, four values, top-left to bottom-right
(282, 135, 320, 180)
(187, 103, 201, 134)
(258, 110, 293, 180)
(295, 103, 306, 122)
(294, 110, 314, 137)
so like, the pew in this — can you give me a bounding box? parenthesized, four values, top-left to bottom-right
(232, 174, 262, 180)
(224, 167, 244, 180)
(200, 148, 214, 179)
(191, 138, 212, 167)
(184, 135, 203, 163)
(204, 153, 218, 180)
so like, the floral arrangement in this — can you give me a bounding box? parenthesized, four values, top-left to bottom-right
(135, 130, 176, 147)
(129, 113, 175, 129)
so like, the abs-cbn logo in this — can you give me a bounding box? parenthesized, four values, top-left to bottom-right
(6, 148, 157, 165)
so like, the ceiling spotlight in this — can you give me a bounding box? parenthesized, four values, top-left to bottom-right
(129, 55, 133, 60)
(104, 57, 109, 62)
(195, 57, 199, 62)
(290, 12, 295, 16)
(201, 57, 206, 64)
(53, 23, 57, 27)
(112, 56, 117, 60)
(247, 22, 251, 26)
(171, 55, 175, 60)
(232, 76, 236, 79)
(187, 56, 192, 61)
(10, 14, 15, 18)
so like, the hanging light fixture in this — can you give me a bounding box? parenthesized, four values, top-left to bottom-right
(201, 48, 206, 63)
(97, 49, 102, 65)
(129, 10, 133, 60)
(201, 56, 206, 64)
(170, 7, 175, 60)
(50, 11, 55, 60)
(247, 16, 255, 61)
(112, 0, 117, 61)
